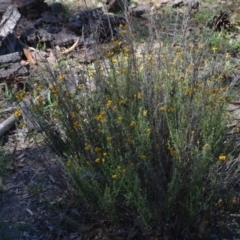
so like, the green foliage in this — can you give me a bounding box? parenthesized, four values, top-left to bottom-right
(192, 8, 212, 25)
(30, 30, 238, 238)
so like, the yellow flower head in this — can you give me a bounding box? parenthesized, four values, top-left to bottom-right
(106, 100, 112, 109)
(112, 173, 119, 179)
(14, 109, 21, 118)
(58, 75, 65, 82)
(146, 128, 151, 133)
(15, 91, 26, 101)
(143, 110, 148, 116)
(66, 159, 72, 167)
(117, 116, 123, 122)
(111, 58, 118, 64)
(94, 147, 102, 153)
(219, 155, 226, 161)
(107, 136, 112, 142)
(130, 121, 136, 127)
(212, 47, 218, 53)
(95, 158, 100, 163)
(84, 144, 91, 151)
(203, 144, 210, 150)
(77, 83, 84, 89)
(73, 121, 81, 130)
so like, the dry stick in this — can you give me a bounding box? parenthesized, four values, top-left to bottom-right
(61, 37, 80, 55)
(0, 114, 17, 136)
(0, 106, 18, 113)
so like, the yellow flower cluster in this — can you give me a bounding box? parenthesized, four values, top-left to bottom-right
(94, 147, 107, 163)
(58, 75, 65, 82)
(112, 165, 126, 179)
(95, 111, 106, 123)
(15, 91, 26, 101)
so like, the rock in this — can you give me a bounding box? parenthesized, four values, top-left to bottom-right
(106, 0, 129, 13)
(129, 5, 153, 18)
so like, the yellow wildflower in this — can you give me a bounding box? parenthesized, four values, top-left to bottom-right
(37, 97, 44, 104)
(66, 160, 72, 167)
(134, 92, 142, 99)
(141, 155, 147, 160)
(225, 52, 230, 58)
(106, 51, 114, 58)
(159, 105, 166, 111)
(95, 158, 100, 163)
(94, 147, 102, 153)
(111, 58, 117, 64)
(130, 121, 136, 127)
(117, 116, 123, 122)
(146, 54, 152, 61)
(73, 121, 81, 130)
(58, 75, 65, 82)
(71, 112, 76, 119)
(176, 51, 183, 57)
(212, 47, 218, 53)
(146, 128, 151, 133)
(95, 111, 106, 123)
(106, 100, 112, 109)
(14, 109, 21, 118)
(127, 134, 132, 143)
(168, 107, 174, 113)
(77, 83, 84, 89)
(107, 136, 112, 142)
(89, 72, 96, 78)
(15, 91, 26, 101)
(219, 155, 226, 161)
(103, 152, 107, 156)
(143, 110, 148, 116)
(84, 144, 91, 151)
(112, 174, 118, 179)
(203, 144, 210, 150)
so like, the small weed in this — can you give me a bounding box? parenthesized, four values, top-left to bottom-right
(17, 223, 28, 232)
(0, 221, 14, 240)
(0, 147, 8, 179)
(28, 184, 45, 195)
(192, 8, 212, 25)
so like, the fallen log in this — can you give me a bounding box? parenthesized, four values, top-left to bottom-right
(0, 62, 29, 78)
(0, 114, 16, 136)
(0, 52, 21, 64)
(0, 5, 21, 38)
(0, 0, 12, 13)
